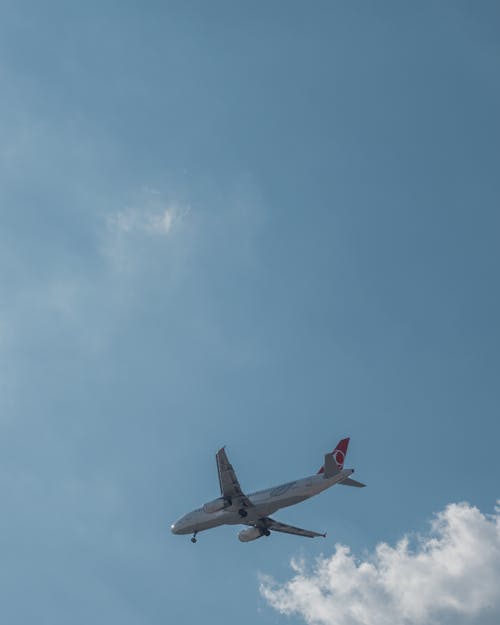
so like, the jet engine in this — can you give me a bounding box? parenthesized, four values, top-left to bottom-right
(238, 527, 264, 542)
(202, 497, 227, 514)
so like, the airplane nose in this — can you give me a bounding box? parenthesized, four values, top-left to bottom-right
(170, 523, 178, 534)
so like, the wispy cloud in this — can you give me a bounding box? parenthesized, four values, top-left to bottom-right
(260, 502, 500, 625)
(107, 190, 189, 238)
(108, 205, 182, 236)
(102, 188, 191, 274)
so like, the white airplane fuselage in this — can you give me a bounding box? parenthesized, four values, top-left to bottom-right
(171, 468, 353, 535)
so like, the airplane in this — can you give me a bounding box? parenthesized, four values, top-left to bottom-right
(171, 437, 365, 543)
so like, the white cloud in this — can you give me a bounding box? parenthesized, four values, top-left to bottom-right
(102, 189, 191, 274)
(260, 502, 500, 625)
(107, 203, 187, 237)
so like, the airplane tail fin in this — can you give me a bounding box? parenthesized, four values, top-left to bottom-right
(317, 437, 350, 475)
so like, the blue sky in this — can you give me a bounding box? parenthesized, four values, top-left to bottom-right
(0, 2, 499, 625)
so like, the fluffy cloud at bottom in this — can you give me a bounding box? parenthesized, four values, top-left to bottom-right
(260, 502, 500, 625)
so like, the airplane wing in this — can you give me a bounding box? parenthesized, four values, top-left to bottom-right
(216, 447, 253, 508)
(254, 517, 326, 539)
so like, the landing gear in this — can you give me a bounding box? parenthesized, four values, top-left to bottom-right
(263, 529, 271, 537)
(191, 532, 198, 544)
(238, 508, 248, 518)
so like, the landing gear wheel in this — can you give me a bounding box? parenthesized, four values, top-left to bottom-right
(191, 532, 198, 543)
(263, 529, 271, 537)
(238, 508, 248, 518)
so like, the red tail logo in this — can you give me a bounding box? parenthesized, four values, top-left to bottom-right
(317, 437, 350, 474)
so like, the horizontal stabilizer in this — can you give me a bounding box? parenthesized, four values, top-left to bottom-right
(323, 453, 340, 478)
(339, 477, 366, 488)
(318, 437, 350, 474)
